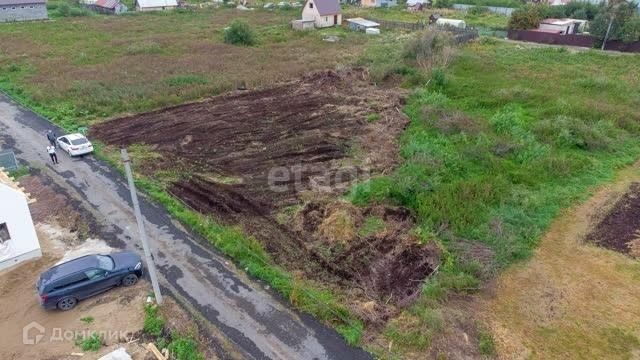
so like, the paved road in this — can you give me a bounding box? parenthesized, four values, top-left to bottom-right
(0, 94, 372, 360)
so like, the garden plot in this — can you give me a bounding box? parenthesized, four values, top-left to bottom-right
(92, 68, 439, 315)
(587, 182, 640, 257)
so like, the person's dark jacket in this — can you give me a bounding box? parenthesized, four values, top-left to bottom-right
(47, 132, 56, 142)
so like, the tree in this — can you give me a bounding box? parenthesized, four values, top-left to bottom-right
(508, 5, 545, 30)
(590, 0, 639, 42)
(621, 15, 640, 42)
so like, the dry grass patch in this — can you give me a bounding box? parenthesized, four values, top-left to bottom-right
(479, 163, 640, 359)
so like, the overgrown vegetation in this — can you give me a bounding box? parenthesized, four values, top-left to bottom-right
(75, 333, 102, 351)
(223, 19, 257, 46)
(351, 42, 640, 356)
(143, 303, 166, 338)
(141, 303, 208, 359)
(8, 166, 30, 179)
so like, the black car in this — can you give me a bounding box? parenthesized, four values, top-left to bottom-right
(37, 251, 143, 311)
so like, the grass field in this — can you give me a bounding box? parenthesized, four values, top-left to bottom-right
(0, 7, 370, 129)
(352, 41, 640, 357)
(343, 6, 510, 30)
(2, 6, 640, 358)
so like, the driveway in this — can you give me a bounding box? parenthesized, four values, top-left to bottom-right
(0, 94, 372, 360)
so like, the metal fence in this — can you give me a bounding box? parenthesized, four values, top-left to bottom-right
(0, 150, 18, 171)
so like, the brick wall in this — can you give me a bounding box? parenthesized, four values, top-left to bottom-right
(0, 3, 47, 22)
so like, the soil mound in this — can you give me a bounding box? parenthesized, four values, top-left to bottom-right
(586, 182, 640, 257)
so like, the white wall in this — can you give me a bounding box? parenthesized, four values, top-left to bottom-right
(0, 184, 41, 271)
(301, 0, 341, 28)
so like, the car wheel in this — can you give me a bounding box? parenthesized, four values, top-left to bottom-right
(121, 274, 138, 287)
(57, 297, 78, 311)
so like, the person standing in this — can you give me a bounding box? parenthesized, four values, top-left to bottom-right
(46, 130, 57, 148)
(47, 145, 59, 165)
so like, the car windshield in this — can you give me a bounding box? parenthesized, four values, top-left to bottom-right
(96, 255, 114, 271)
(71, 137, 88, 145)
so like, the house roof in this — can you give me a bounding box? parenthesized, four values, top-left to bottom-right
(0, 170, 34, 204)
(95, 0, 121, 8)
(0, 0, 45, 5)
(136, 0, 177, 8)
(309, 0, 339, 16)
(541, 18, 577, 26)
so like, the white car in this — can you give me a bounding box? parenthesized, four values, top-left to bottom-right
(56, 133, 94, 156)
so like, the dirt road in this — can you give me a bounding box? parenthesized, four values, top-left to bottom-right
(0, 94, 372, 360)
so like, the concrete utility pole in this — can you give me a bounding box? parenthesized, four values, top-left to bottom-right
(602, 16, 614, 51)
(121, 148, 163, 305)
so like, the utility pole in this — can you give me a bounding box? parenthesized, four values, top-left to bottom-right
(602, 16, 614, 51)
(121, 148, 163, 305)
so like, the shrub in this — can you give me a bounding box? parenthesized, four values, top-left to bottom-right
(508, 5, 544, 30)
(75, 333, 102, 351)
(224, 20, 257, 46)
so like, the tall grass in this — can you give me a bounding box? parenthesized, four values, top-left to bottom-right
(352, 42, 640, 356)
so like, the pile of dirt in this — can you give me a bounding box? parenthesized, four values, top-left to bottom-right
(92, 69, 438, 316)
(586, 182, 640, 257)
(296, 202, 439, 309)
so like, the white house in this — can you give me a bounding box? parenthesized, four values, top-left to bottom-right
(135, 0, 177, 11)
(0, 177, 41, 271)
(301, 0, 341, 28)
(361, 0, 397, 8)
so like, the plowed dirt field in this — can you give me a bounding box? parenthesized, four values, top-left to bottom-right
(92, 69, 439, 321)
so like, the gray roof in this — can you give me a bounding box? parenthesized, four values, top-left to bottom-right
(311, 0, 339, 16)
(0, 0, 45, 5)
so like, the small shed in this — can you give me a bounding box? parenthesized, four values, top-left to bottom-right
(435, 18, 466, 29)
(0, 171, 41, 271)
(346, 17, 379, 31)
(0, 0, 47, 23)
(291, 19, 315, 30)
(301, 0, 341, 28)
(135, 0, 177, 11)
(88, 0, 127, 14)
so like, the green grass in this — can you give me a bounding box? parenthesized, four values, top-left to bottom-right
(75, 333, 102, 351)
(168, 334, 205, 360)
(358, 215, 386, 236)
(80, 316, 95, 324)
(350, 42, 640, 356)
(143, 303, 166, 338)
(8, 166, 30, 179)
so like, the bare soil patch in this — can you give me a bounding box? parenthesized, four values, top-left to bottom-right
(586, 182, 640, 257)
(92, 69, 439, 318)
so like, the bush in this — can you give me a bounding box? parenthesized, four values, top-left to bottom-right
(75, 333, 102, 352)
(508, 5, 544, 30)
(224, 20, 257, 46)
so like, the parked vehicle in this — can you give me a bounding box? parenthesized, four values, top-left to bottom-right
(36, 251, 143, 311)
(56, 133, 94, 156)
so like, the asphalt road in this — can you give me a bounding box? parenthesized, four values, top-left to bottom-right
(0, 94, 372, 360)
